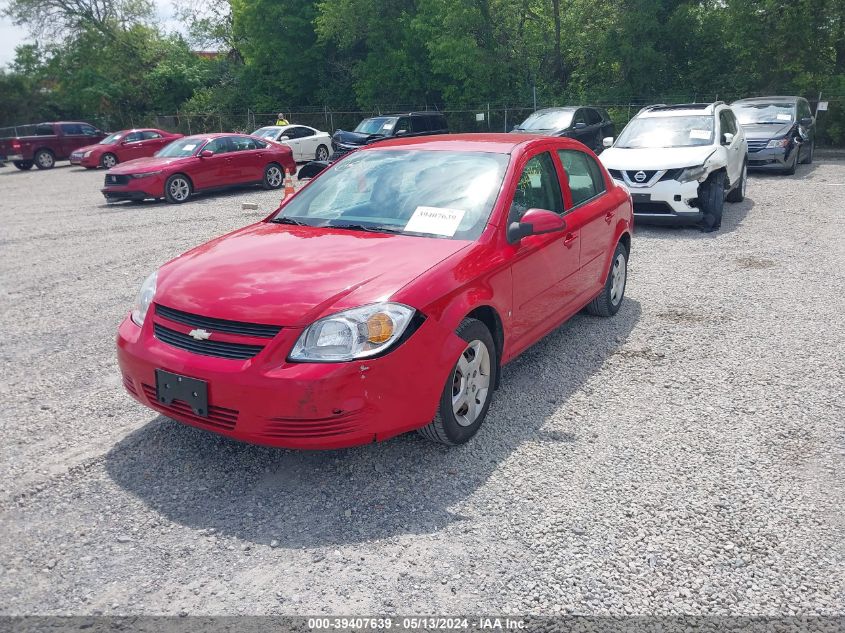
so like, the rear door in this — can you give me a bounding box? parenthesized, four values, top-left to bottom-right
(557, 148, 616, 297)
(118, 131, 145, 161)
(141, 130, 170, 155)
(230, 135, 267, 182)
(508, 150, 583, 347)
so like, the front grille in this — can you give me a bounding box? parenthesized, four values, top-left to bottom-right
(154, 323, 264, 360)
(155, 304, 281, 339)
(747, 139, 768, 152)
(259, 413, 364, 440)
(142, 384, 238, 431)
(625, 170, 658, 184)
(633, 201, 675, 214)
(105, 174, 129, 185)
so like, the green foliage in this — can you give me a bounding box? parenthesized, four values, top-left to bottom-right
(2, 0, 844, 143)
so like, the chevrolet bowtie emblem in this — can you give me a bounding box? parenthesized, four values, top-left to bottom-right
(189, 329, 212, 340)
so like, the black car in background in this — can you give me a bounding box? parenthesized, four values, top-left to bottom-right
(298, 111, 448, 179)
(731, 96, 816, 174)
(512, 106, 615, 153)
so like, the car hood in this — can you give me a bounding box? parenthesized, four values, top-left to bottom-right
(74, 143, 107, 155)
(109, 155, 193, 173)
(740, 123, 793, 140)
(332, 129, 383, 147)
(155, 222, 471, 327)
(600, 146, 717, 170)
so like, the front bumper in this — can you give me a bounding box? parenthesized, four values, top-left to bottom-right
(116, 309, 465, 450)
(611, 177, 702, 224)
(747, 146, 796, 170)
(102, 175, 164, 201)
(70, 152, 98, 167)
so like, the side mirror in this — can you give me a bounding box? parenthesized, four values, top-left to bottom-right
(799, 117, 813, 127)
(602, 137, 614, 148)
(278, 135, 290, 141)
(396, 129, 408, 135)
(573, 122, 587, 129)
(507, 208, 566, 243)
(722, 132, 734, 145)
(199, 149, 214, 158)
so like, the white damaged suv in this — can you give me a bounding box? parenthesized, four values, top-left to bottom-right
(599, 102, 747, 231)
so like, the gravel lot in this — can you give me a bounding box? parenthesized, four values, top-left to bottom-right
(0, 158, 842, 617)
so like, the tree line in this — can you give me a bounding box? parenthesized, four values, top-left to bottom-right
(2, 0, 844, 144)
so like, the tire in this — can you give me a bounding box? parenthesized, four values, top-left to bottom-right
(586, 241, 628, 317)
(100, 153, 118, 169)
(726, 161, 746, 203)
(34, 149, 55, 170)
(417, 318, 498, 446)
(315, 144, 330, 162)
(164, 174, 192, 203)
(263, 163, 284, 190)
(699, 171, 725, 230)
(800, 140, 814, 165)
(13, 161, 33, 170)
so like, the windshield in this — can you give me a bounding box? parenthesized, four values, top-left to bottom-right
(517, 110, 574, 131)
(272, 150, 509, 240)
(733, 102, 795, 125)
(354, 117, 397, 135)
(252, 127, 283, 139)
(100, 132, 124, 144)
(156, 136, 206, 158)
(615, 115, 714, 148)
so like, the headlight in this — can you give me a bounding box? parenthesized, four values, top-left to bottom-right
(129, 171, 163, 179)
(131, 271, 158, 326)
(289, 303, 416, 362)
(766, 137, 790, 149)
(678, 165, 708, 183)
(83, 150, 93, 158)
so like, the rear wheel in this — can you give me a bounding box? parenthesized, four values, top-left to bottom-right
(726, 161, 746, 202)
(100, 153, 118, 169)
(586, 241, 628, 317)
(13, 161, 33, 170)
(34, 149, 55, 170)
(315, 144, 329, 161)
(263, 163, 284, 190)
(417, 318, 497, 446)
(164, 174, 192, 203)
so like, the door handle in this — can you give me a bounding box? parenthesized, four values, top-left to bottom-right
(563, 232, 578, 248)
(604, 210, 615, 223)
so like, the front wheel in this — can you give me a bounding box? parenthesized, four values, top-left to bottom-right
(13, 161, 33, 170)
(699, 171, 725, 230)
(315, 144, 329, 161)
(783, 149, 798, 175)
(100, 153, 118, 169)
(586, 241, 628, 317)
(34, 149, 55, 170)
(417, 318, 497, 446)
(263, 163, 284, 190)
(800, 140, 814, 165)
(164, 174, 192, 203)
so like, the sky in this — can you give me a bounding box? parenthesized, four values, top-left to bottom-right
(0, 0, 178, 68)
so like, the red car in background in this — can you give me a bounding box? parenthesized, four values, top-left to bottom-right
(117, 134, 633, 449)
(101, 133, 297, 203)
(71, 128, 182, 169)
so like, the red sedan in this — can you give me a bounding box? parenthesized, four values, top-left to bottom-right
(117, 134, 633, 449)
(70, 128, 182, 169)
(101, 133, 297, 203)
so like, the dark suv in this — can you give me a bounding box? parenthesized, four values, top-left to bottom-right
(731, 96, 816, 174)
(298, 112, 448, 179)
(512, 107, 615, 154)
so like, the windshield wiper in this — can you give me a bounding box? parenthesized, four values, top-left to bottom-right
(270, 216, 308, 226)
(757, 121, 790, 125)
(332, 223, 404, 235)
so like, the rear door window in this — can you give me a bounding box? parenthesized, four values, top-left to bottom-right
(410, 117, 429, 133)
(557, 149, 606, 208)
(142, 131, 163, 140)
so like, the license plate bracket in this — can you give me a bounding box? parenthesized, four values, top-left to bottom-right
(632, 193, 652, 202)
(155, 369, 208, 417)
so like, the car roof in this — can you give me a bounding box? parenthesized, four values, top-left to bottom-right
(529, 106, 580, 113)
(638, 104, 718, 118)
(362, 133, 584, 154)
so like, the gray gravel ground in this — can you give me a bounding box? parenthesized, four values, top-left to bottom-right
(0, 158, 842, 616)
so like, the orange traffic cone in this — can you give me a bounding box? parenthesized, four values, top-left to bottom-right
(283, 169, 296, 200)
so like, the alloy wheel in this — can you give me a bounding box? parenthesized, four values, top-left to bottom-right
(37, 152, 54, 168)
(266, 166, 283, 188)
(316, 146, 329, 161)
(451, 340, 491, 427)
(610, 252, 627, 306)
(169, 178, 190, 202)
(103, 154, 117, 169)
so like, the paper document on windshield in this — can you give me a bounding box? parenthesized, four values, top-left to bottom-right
(183, 144, 197, 151)
(689, 130, 710, 140)
(405, 206, 466, 237)
(777, 114, 792, 121)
